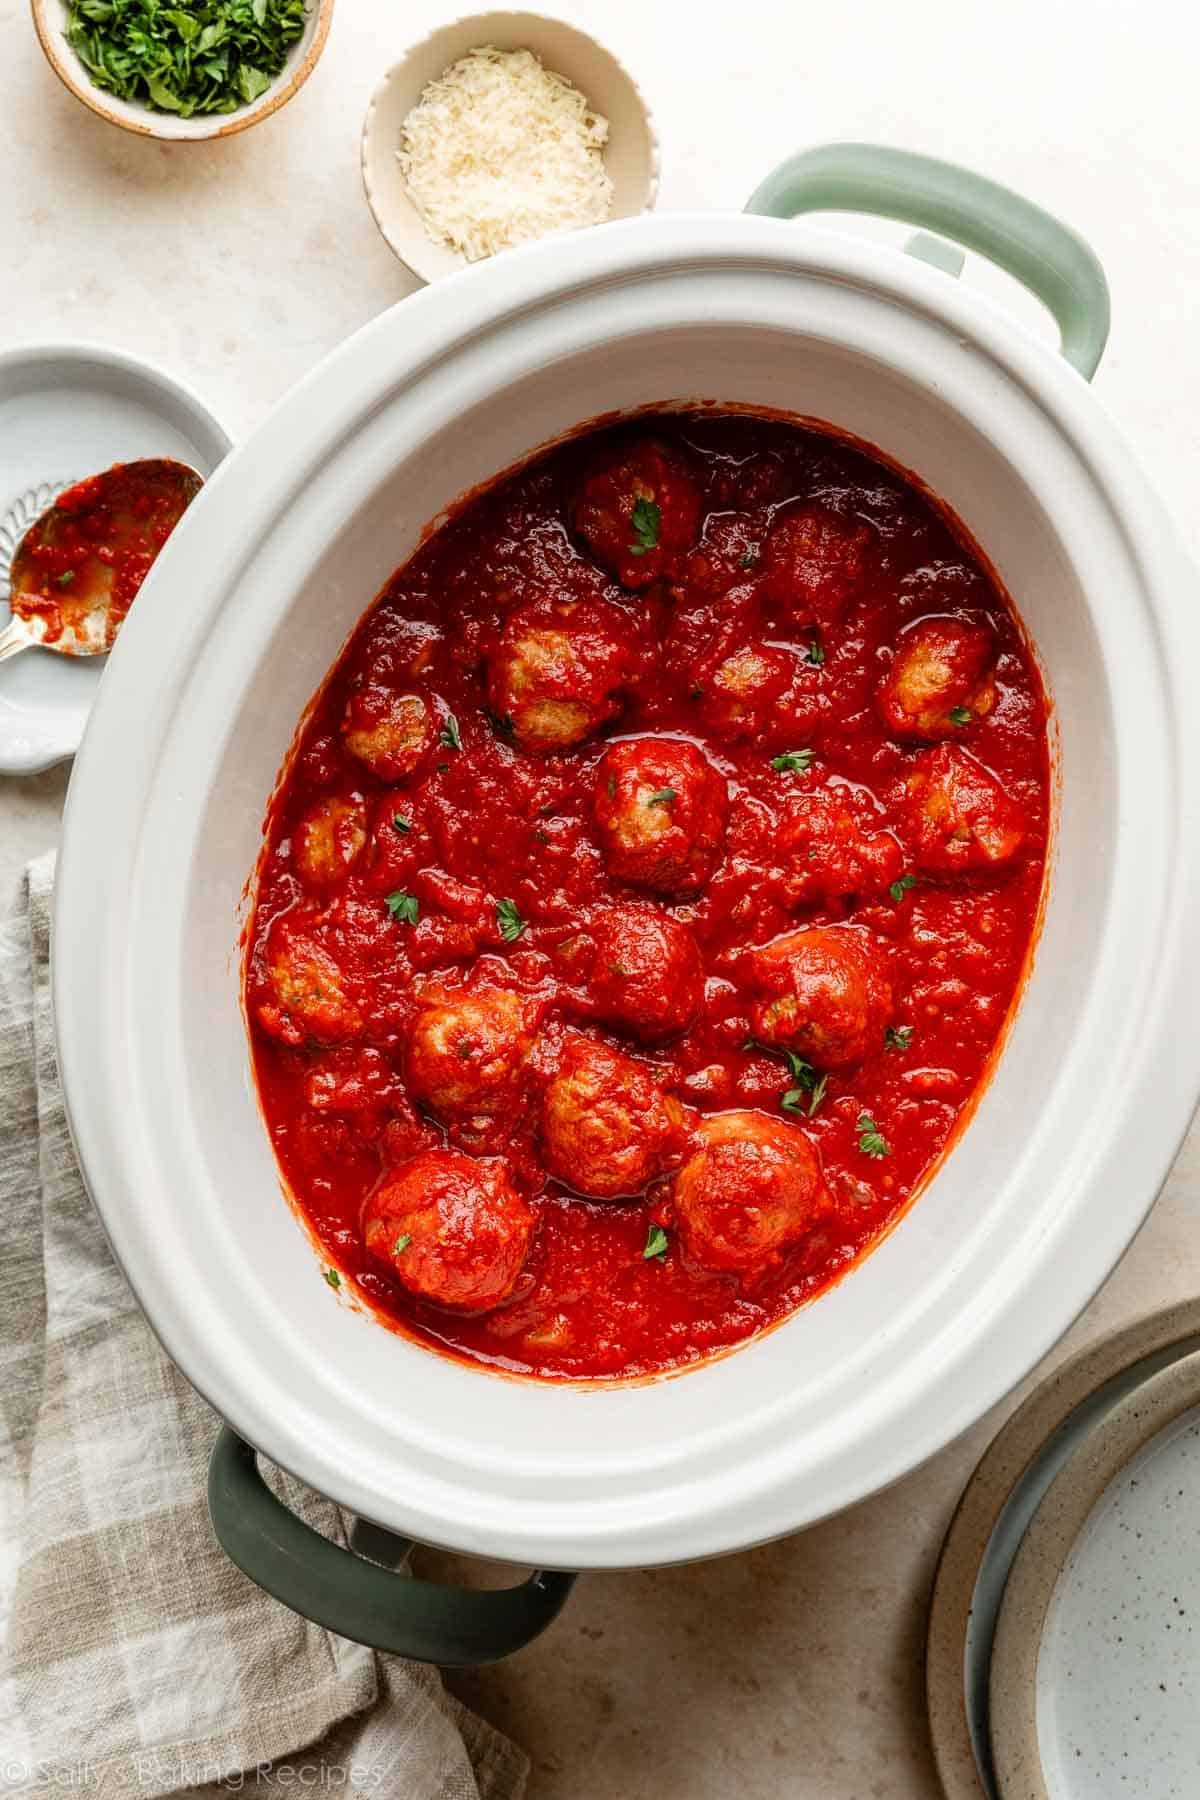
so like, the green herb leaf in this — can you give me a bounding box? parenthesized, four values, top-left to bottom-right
(857, 1111, 890, 1159)
(646, 787, 676, 808)
(889, 872, 917, 904)
(781, 1087, 808, 1115)
(948, 705, 973, 726)
(393, 1233, 412, 1256)
(385, 890, 419, 924)
(323, 1267, 341, 1289)
(780, 1055, 827, 1117)
(54, 569, 76, 588)
(496, 898, 526, 943)
(739, 550, 757, 569)
(806, 640, 826, 667)
(806, 1073, 829, 1116)
(628, 495, 661, 556)
(64, 0, 305, 116)
(886, 1025, 913, 1052)
(643, 1223, 669, 1262)
(439, 713, 461, 751)
(606, 773, 617, 799)
(771, 748, 814, 774)
(391, 814, 411, 834)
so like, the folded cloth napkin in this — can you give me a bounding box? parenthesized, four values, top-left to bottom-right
(0, 855, 528, 1800)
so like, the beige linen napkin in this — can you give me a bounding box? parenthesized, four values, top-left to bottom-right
(0, 854, 528, 1800)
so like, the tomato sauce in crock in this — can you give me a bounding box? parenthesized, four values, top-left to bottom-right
(244, 411, 1049, 1381)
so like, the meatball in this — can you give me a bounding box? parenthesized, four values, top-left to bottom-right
(698, 641, 794, 740)
(594, 737, 728, 893)
(903, 744, 1025, 872)
(586, 906, 704, 1041)
(362, 1149, 535, 1313)
(487, 596, 636, 751)
(405, 986, 537, 1128)
(341, 687, 434, 781)
(574, 438, 703, 590)
(747, 926, 892, 1069)
(777, 786, 903, 906)
(292, 794, 367, 888)
(671, 1110, 833, 1278)
(540, 1038, 684, 1199)
(761, 501, 877, 627)
(257, 916, 362, 1045)
(877, 616, 997, 740)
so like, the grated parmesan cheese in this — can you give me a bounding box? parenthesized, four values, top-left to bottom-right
(397, 45, 615, 263)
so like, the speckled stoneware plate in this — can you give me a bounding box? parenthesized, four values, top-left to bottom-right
(0, 342, 231, 774)
(989, 1346, 1200, 1799)
(925, 1298, 1200, 1800)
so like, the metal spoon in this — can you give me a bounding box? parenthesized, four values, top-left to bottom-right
(0, 458, 202, 664)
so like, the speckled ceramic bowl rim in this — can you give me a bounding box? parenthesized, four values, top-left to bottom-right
(926, 1297, 1200, 1800)
(986, 1343, 1200, 1799)
(360, 9, 660, 283)
(30, 0, 334, 140)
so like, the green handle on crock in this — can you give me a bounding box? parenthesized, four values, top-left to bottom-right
(207, 1427, 576, 1666)
(745, 143, 1110, 380)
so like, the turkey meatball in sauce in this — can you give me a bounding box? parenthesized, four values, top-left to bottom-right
(245, 411, 1049, 1381)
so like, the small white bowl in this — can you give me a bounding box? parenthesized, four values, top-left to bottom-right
(31, 0, 334, 141)
(362, 10, 659, 284)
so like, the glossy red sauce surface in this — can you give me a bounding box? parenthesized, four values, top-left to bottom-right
(245, 411, 1049, 1381)
(11, 458, 200, 650)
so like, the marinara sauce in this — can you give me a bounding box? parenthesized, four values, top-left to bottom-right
(244, 411, 1049, 1382)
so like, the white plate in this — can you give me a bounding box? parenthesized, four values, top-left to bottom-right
(990, 1346, 1200, 1798)
(926, 1299, 1200, 1799)
(0, 343, 232, 775)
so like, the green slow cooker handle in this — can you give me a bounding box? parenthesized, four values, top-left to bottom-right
(745, 143, 1110, 380)
(207, 1427, 577, 1667)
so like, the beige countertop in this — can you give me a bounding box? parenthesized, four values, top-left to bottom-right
(4, 0, 1200, 1792)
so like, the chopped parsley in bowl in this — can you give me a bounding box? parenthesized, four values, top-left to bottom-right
(65, 0, 307, 117)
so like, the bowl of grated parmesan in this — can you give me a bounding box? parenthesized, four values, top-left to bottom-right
(361, 12, 659, 284)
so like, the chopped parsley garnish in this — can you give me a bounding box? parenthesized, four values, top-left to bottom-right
(647, 787, 676, 808)
(65, 0, 307, 119)
(857, 1111, 890, 1159)
(739, 550, 757, 569)
(886, 1025, 913, 1052)
(436, 763, 450, 773)
(322, 1267, 341, 1289)
(806, 639, 826, 667)
(948, 705, 973, 726)
(385, 890, 419, 924)
(393, 1233, 412, 1257)
(607, 773, 617, 799)
(391, 814, 411, 835)
(628, 495, 661, 556)
(780, 1051, 828, 1117)
(439, 713, 461, 751)
(496, 898, 526, 943)
(533, 828, 551, 846)
(771, 748, 814, 774)
(54, 569, 76, 588)
(643, 1223, 669, 1262)
(889, 872, 917, 904)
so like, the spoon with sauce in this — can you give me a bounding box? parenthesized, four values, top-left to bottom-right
(0, 458, 201, 664)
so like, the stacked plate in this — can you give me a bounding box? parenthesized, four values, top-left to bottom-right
(927, 1299, 1200, 1798)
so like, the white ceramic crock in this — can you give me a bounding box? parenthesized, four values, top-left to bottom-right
(54, 148, 1200, 1587)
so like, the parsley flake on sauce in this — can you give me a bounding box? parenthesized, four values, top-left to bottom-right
(886, 1025, 913, 1052)
(647, 787, 676, 808)
(771, 748, 814, 775)
(393, 1233, 412, 1256)
(54, 569, 76, 588)
(386, 890, 419, 924)
(496, 898, 526, 943)
(628, 496, 661, 556)
(391, 814, 411, 834)
(948, 705, 973, 726)
(65, 0, 307, 119)
(857, 1112, 890, 1159)
(806, 640, 826, 666)
(780, 1052, 828, 1117)
(323, 1268, 341, 1289)
(889, 872, 917, 904)
(643, 1223, 669, 1262)
(439, 713, 462, 751)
